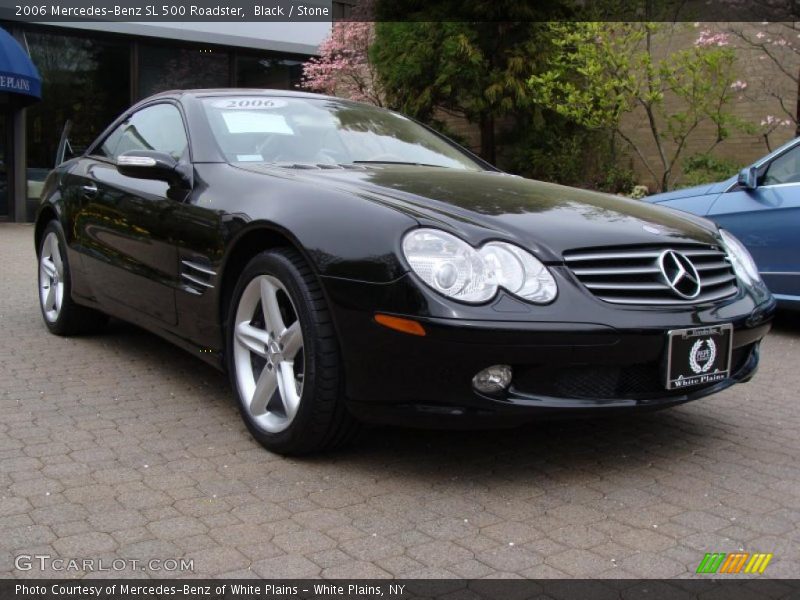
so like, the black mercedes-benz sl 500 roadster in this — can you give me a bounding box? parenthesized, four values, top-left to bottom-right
(35, 89, 775, 454)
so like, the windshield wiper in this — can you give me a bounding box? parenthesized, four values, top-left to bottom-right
(351, 161, 448, 168)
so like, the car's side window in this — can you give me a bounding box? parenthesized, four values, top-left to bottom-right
(95, 123, 125, 159)
(762, 145, 800, 186)
(95, 103, 189, 162)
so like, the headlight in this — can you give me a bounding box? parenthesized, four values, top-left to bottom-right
(719, 229, 761, 284)
(401, 228, 557, 304)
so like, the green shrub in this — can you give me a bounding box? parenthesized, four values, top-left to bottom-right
(680, 153, 741, 188)
(499, 110, 624, 190)
(596, 165, 637, 195)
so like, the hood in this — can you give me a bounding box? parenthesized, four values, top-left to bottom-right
(237, 164, 721, 261)
(645, 181, 725, 204)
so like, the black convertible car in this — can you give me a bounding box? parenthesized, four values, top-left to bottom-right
(35, 90, 775, 454)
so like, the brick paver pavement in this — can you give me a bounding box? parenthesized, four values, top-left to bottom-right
(1, 223, 799, 579)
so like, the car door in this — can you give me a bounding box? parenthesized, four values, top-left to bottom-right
(707, 141, 800, 300)
(71, 102, 191, 325)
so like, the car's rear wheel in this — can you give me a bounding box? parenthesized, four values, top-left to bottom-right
(227, 248, 358, 455)
(38, 221, 108, 336)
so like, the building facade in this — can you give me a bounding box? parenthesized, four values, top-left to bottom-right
(0, 20, 332, 222)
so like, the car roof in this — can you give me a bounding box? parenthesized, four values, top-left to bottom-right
(145, 88, 340, 102)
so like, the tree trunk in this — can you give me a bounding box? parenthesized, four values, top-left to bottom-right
(661, 171, 671, 193)
(479, 114, 496, 164)
(796, 66, 800, 137)
(643, 29, 669, 192)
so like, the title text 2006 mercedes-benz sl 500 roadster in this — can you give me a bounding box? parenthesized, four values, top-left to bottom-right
(35, 90, 775, 454)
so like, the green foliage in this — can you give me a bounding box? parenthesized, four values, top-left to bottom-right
(680, 153, 741, 188)
(500, 109, 638, 193)
(501, 115, 593, 186)
(528, 22, 749, 191)
(371, 18, 555, 161)
(371, 22, 481, 122)
(528, 22, 644, 130)
(596, 165, 638, 195)
(372, 20, 544, 121)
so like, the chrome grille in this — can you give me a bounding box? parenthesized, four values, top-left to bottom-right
(563, 243, 738, 305)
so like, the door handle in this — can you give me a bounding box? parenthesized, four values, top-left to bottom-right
(81, 183, 98, 198)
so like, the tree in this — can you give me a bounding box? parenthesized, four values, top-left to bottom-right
(300, 3, 384, 106)
(758, 114, 794, 152)
(528, 22, 749, 192)
(370, 18, 557, 163)
(716, 22, 799, 145)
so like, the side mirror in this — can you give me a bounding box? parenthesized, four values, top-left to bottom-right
(737, 166, 759, 190)
(116, 150, 189, 188)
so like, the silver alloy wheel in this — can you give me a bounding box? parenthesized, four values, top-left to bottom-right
(39, 232, 64, 323)
(233, 274, 305, 433)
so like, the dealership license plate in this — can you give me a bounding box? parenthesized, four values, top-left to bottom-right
(665, 324, 733, 390)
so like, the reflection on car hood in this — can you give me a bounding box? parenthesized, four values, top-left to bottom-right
(238, 164, 721, 260)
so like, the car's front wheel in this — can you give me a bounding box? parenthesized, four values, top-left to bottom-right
(38, 221, 107, 336)
(227, 248, 358, 455)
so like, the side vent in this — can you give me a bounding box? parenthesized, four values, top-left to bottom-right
(180, 260, 216, 295)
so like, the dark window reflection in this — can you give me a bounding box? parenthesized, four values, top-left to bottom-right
(26, 31, 130, 170)
(236, 54, 303, 90)
(138, 45, 229, 98)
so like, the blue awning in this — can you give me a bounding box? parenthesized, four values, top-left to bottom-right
(0, 27, 41, 105)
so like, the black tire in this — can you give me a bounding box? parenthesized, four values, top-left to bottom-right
(37, 221, 108, 336)
(226, 247, 359, 455)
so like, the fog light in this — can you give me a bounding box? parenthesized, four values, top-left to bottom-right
(472, 364, 512, 394)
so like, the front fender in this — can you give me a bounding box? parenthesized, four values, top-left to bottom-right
(202, 163, 420, 283)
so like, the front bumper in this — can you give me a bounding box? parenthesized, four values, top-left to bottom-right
(322, 273, 775, 428)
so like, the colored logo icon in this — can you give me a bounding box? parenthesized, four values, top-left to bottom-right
(696, 552, 773, 574)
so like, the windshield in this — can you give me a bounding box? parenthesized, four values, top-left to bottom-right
(201, 96, 483, 171)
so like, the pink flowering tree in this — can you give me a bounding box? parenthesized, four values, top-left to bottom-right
(301, 6, 384, 106)
(695, 28, 732, 48)
(759, 114, 794, 150)
(704, 22, 800, 146)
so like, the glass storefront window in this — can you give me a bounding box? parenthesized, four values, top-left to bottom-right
(12, 23, 314, 221)
(236, 54, 304, 90)
(138, 45, 230, 98)
(26, 31, 131, 170)
(24, 30, 130, 219)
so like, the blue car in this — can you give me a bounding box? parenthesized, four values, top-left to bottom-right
(646, 137, 800, 309)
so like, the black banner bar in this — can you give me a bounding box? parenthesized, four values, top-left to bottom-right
(0, 0, 334, 23)
(1, 0, 799, 23)
(5, 579, 800, 600)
